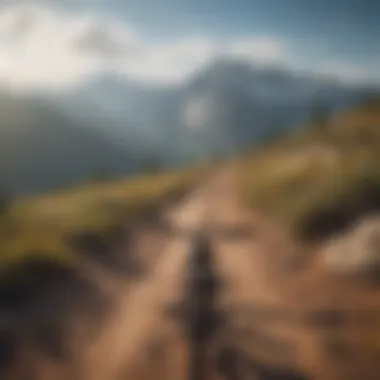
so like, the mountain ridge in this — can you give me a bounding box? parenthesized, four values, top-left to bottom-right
(1, 59, 378, 195)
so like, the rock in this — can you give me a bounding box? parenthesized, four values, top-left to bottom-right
(322, 215, 380, 276)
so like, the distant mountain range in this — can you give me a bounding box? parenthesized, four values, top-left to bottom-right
(58, 59, 376, 157)
(1, 59, 378, 196)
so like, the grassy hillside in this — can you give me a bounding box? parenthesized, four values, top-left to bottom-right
(239, 96, 380, 242)
(0, 166, 204, 273)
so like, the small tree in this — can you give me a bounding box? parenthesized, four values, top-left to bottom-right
(140, 156, 161, 175)
(262, 126, 286, 146)
(0, 189, 10, 217)
(89, 166, 111, 183)
(309, 99, 331, 130)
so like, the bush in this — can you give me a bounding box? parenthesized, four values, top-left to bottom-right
(240, 126, 380, 243)
(0, 192, 10, 217)
(286, 164, 380, 242)
(310, 100, 331, 130)
(0, 165, 203, 272)
(140, 157, 161, 175)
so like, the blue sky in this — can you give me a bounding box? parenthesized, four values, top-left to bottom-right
(0, 0, 378, 91)
(76, 0, 380, 55)
(125, 0, 379, 64)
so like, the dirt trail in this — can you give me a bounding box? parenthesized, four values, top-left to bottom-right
(5, 167, 380, 380)
(72, 184, 214, 380)
(210, 167, 380, 380)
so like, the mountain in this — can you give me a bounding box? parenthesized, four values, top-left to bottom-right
(2, 59, 377, 196)
(56, 74, 190, 166)
(0, 92, 140, 196)
(56, 60, 377, 160)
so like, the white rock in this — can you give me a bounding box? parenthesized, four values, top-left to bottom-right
(322, 215, 380, 275)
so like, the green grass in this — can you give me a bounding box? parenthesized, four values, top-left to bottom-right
(0, 166, 205, 271)
(239, 98, 380, 242)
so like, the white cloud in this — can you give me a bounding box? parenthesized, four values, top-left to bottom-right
(0, 3, 291, 91)
(2, 3, 375, 92)
(0, 4, 377, 93)
(316, 61, 375, 85)
(227, 36, 285, 65)
(70, 18, 139, 58)
(0, 4, 105, 89)
(0, 4, 36, 38)
(115, 37, 223, 84)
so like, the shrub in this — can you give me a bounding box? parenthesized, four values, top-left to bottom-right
(0, 191, 10, 217)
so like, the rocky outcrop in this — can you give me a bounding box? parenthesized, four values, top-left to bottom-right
(322, 215, 380, 276)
